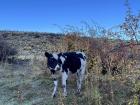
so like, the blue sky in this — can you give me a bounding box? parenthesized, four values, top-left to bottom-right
(0, 0, 140, 33)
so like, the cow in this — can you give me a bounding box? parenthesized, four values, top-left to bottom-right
(44, 51, 86, 98)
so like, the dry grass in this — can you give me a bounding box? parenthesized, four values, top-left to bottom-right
(0, 53, 140, 105)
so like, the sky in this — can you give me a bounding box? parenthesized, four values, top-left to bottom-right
(0, 0, 140, 33)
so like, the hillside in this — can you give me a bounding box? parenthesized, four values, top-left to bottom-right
(0, 31, 63, 56)
(0, 31, 140, 105)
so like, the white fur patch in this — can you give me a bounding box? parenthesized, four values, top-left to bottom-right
(80, 58, 86, 67)
(54, 64, 60, 71)
(80, 58, 86, 75)
(60, 56, 65, 64)
(62, 72, 68, 96)
(52, 53, 58, 60)
(76, 52, 86, 59)
(52, 80, 58, 97)
(76, 51, 85, 56)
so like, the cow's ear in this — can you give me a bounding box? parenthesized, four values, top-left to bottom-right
(45, 52, 52, 58)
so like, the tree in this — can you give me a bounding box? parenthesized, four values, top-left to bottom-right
(120, 0, 140, 44)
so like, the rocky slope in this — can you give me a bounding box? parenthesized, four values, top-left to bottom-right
(0, 31, 63, 60)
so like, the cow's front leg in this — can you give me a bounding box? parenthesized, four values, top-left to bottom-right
(62, 71, 68, 97)
(52, 79, 58, 98)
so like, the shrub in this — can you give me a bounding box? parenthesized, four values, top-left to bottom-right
(0, 39, 17, 61)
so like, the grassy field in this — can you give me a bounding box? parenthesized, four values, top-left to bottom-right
(0, 58, 139, 105)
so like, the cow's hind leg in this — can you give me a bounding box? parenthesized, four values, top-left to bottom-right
(62, 71, 68, 96)
(76, 68, 85, 94)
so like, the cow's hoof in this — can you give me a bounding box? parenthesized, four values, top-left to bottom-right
(52, 94, 56, 98)
(76, 89, 81, 94)
(63, 93, 67, 97)
(75, 89, 81, 95)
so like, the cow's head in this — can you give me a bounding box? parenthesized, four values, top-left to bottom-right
(45, 52, 61, 74)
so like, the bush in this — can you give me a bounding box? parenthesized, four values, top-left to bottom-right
(0, 39, 17, 61)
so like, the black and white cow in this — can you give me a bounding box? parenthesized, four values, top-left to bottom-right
(45, 51, 86, 97)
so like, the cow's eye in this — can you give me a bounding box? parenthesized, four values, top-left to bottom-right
(49, 59, 54, 62)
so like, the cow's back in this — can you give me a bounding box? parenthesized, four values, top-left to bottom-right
(61, 52, 86, 73)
